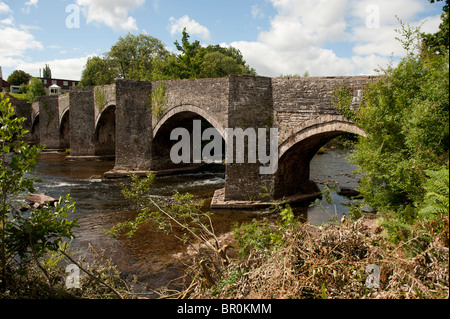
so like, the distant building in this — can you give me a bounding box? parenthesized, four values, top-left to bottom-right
(10, 85, 23, 94)
(38, 77, 79, 91)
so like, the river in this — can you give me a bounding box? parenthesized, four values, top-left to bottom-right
(29, 147, 360, 293)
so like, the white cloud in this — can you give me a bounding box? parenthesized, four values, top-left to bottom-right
(231, 40, 355, 77)
(351, 25, 403, 57)
(351, 54, 398, 75)
(0, 2, 44, 77)
(231, 0, 352, 76)
(0, 1, 11, 15)
(169, 15, 212, 41)
(350, 0, 426, 26)
(0, 26, 43, 57)
(229, 0, 442, 77)
(0, 17, 13, 25)
(251, 5, 264, 19)
(75, 0, 145, 33)
(152, 0, 160, 12)
(25, 0, 39, 6)
(15, 55, 94, 80)
(23, 0, 38, 14)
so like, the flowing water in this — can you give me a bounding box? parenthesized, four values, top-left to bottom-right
(29, 148, 360, 291)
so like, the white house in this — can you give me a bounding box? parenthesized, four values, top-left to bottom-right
(49, 84, 61, 96)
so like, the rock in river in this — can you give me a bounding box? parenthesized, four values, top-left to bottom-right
(337, 187, 361, 198)
(25, 194, 58, 209)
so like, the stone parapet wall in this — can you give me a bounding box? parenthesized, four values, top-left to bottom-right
(272, 76, 376, 146)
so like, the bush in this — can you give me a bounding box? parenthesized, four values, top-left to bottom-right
(330, 23, 449, 217)
(0, 93, 77, 294)
(232, 204, 299, 257)
(26, 77, 46, 102)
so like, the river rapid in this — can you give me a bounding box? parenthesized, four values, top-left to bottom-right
(29, 148, 360, 292)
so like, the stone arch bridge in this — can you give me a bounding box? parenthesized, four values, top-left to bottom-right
(20, 75, 377, 208)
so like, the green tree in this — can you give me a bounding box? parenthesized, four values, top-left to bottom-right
(347, 27, 449, 215)
(7, 70, 31, 86)
(26, 77, 46, 102)
(204, 45, 256, 76)
(79, 31, 257, 83)
(107, 33, 169, 81)
(42, 64, 52, 79)
(168, 28, 206, 79)
(199, 51, 248, 78)
(79, 56, 117, 86)
(422, 0, 449, 54)
(163, 29, 256, 79)
(0, 93, 78, 293)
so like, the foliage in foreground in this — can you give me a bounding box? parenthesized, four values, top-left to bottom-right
(110, 171, 448, 299)
(203, 215, 448, 299)
(331, 19, 449, 238)
(0, 93, 136, 299)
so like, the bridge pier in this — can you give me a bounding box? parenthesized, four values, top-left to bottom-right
(67, 87, 96, 158)
(104, 80, 153, 175)
(223, 76, 276, 202)
(38, 95, 69, 151)
(66, 84, 117, 161)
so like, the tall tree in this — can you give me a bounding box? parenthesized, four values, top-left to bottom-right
(79, 56, 117, 87)
(168, 28, 206, 79)
(42, 64, 52, 79)
(107, 33, 169, 81)
(163, 28, 257, 79)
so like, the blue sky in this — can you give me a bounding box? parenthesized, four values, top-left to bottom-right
(0, 0, 445, 81)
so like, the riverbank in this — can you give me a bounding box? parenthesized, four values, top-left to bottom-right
(175, 213, 448, 299)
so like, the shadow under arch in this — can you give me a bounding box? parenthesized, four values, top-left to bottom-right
(30, 113, 40, 144)
(94, 104, 116, 156)
(59, 109, 70, 149)
(274, 115, 365, 199)
(151, 107, 225, 172)
(153, 104, 226, 140)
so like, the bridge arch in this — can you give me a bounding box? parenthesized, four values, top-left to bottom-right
(274, 115, 365, 199)
(153, 104, 226, 139)
(59, 104, 70, 127)
(31, 113, 40, 143)
(151, 105, 226, 171)
(59, 109, 70, 149)
(94, 104, 116, 156)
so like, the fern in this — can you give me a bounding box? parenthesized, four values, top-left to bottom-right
(419, 168, 449, 219)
